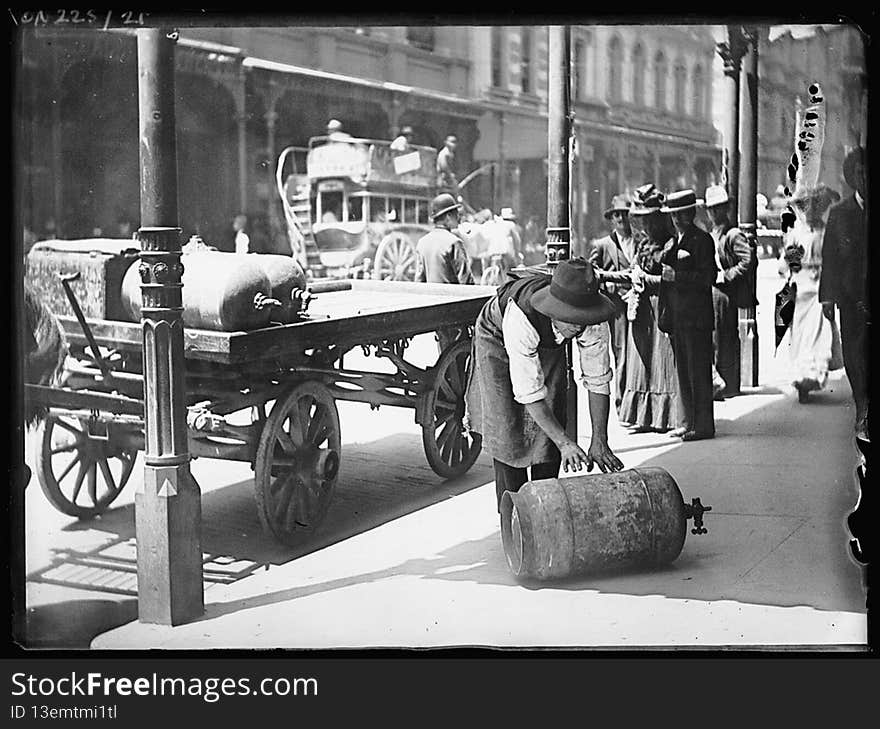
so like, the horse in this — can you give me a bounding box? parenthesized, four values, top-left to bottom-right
(23, 283, 67, 426)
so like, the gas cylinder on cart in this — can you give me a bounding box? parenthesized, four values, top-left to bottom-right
(499, 467, 711, 581)
(248, 253, 311, 323)
(121, 250, 282, 331)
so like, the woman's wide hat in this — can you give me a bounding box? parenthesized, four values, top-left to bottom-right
(530, 258, 617, 326)
(629, 183, 666, 217)
(661, 189, 699, 213)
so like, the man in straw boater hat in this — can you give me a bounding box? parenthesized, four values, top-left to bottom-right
(660, 188, 717, 441)
(590, 193, 635, 409)
(702, 184, 757, 400)
(465, 258, 624, 513)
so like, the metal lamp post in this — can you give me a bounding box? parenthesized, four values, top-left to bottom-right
(134, 27, 204, 625)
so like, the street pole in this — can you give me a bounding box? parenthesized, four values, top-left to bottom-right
(738, 26, 760, 388)
(135, 27, 204, 625)
(547, 25, 577, 441)
(717, 26, 744, 215)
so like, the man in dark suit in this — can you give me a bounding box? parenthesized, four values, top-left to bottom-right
(820, 147, 869, 442)
(590, 193, 634, 408)
(660, 189, 717, 441)
(703, 184, 758, 399)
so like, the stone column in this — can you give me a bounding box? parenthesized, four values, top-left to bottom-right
(134, 27, 204, 626)
(497, 110, 506, 210)
(738, 26, 760, 388)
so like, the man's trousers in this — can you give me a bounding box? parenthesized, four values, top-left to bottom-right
(493, 456, 561, 512)
(712, 287, 741, 395)
(838, 299, 869, 428)
(672, 327, 715, 436)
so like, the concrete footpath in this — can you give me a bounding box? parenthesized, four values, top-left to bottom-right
(92, 259, 868, 649)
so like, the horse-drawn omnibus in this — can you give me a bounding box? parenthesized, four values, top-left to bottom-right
(278, 135, 439, 281)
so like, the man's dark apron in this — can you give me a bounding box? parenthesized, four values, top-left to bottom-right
(465, 275, 567, 468)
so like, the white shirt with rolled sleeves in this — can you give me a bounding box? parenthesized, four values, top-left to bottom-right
(501, 300, 612, 404)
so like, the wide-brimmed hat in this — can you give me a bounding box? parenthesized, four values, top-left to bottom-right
(500, 207, 517, 221)
(430, 192, 461, 220)
(661, 189, 699, 213)
(629, 184, 665, 217)
(530, 258, 617, 326)
(327, 119, 344, 132)
(603, 194, 631, 219)
(703, 184, 729, 209)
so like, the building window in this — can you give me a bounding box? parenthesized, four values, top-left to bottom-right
(608, 35, 623, 104)
(632, 44, 646, 106)
(573, 39, 586, 101)
(521, 28, 533, 93)
(654, 51, 667, 110)
(491, 27, 504, 88)
(674, 60, 687, 114)
(692, 64, 704, 118)
(406, 27, 435, 52)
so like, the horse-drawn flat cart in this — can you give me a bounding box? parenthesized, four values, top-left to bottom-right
(26, 274, 494, 545)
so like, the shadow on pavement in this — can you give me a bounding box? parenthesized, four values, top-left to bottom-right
(191, 378, 866, 622)
(25, 598, 138, 649)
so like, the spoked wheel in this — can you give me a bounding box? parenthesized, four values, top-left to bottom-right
(35, 414, 137, 519)
(254, 382, 342, 544)
(373, 232, 417, 281)
(422, 339, 482, 479)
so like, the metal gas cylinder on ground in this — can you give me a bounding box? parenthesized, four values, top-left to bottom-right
(500, 467, 711, 581)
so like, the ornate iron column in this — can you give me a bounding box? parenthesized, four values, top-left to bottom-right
(135, 27, 204, 625)
(738, 26, 760, 388)
(547, 25, 577, 440)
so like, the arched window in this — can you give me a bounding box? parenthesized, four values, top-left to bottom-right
(520, 28, 533, 93)
(692, 64, 704, 118)
(632, 44, 646, 106)
(406, 27, 435, 53)
(608, 35, 623, 103)
(674, 60, 687, 114)
(573, 39, 586, 101)
(491, 27, 504, 88)
(654, 51, 667, 110)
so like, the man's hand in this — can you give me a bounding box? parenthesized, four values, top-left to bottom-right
(821, 301, 835, 320)
(661, 264, 676, 282)
(559, 440, 591, 473)
(586, 438, 624, 474)
(716, 270, 725, 285)
(588, 248, 600, 266)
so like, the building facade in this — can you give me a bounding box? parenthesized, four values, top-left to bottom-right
(17, 22, 721, 255)
(754, 25, 867, 201)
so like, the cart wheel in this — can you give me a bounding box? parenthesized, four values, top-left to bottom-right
(422, 339, 482, 479)
(373, 232, 417, 281)
(34, 414, 137, 519)
(254, 382, 341, 544)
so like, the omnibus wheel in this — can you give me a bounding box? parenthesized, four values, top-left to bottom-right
(254, 382, 341, 545)
(373, 232, 417, 281)
(35, 414, 137, 519)
(421, 339, 482, 479)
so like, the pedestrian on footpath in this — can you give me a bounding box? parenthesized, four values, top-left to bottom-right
(820, 147, 869, 442)
(590, 193, 635, 410)
(465, 258, 624, 512)
(233, 214, 250, 255)
(415, 192, 474, 352)
(703, 184, 757, 400)
(660, 189, 717, 441)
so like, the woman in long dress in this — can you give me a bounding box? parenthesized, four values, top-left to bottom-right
(601, 184, 681, 432)
(778, 185, 841, 402)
